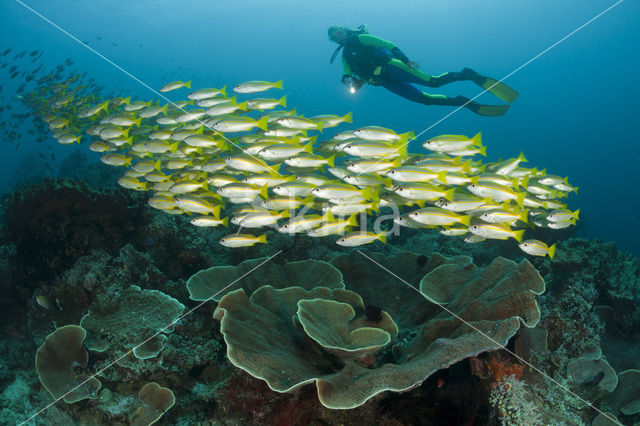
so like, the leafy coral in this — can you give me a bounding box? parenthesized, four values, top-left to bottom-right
(35, 325, 101, 403)
(213, 252, 545, 409)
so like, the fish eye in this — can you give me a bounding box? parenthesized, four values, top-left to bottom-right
(523, 243, 528, 247)
(472, 225, 478, 229)
(470, 184, 476, 188)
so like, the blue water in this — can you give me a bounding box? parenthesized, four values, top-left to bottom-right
(1, 0, 639, 254)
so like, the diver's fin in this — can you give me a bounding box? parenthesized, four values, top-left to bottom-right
(465, 102, 510, 117)
(479, 77, 519, 103)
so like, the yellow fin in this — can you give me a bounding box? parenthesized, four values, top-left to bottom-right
(377, 232, 387, 244)
(548, 243, 556, 259)
(472, 131, 482, 146)
(257, 233, 268, 244)
(513, 229, 525, 243)
(273, 79, 283, 89)
(259, 184, 269, 200)
(342, 112, 353, 123)
(256, 117, 269, 131)
(326, 154, 336, 168)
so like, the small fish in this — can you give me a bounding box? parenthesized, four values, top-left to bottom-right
(546, 209, 579, 223)
(36, 295, 52, 309)
(519, 239, 556, 259)
(209, 116, 268, 132)
(100, 153, 132, 167)
(191, 216, 229, 227)
(233, 80, 283, 94)
(336, 231, 387, 246)
(219, 233, 267, 247)
(160, 80, 191, 92)
(423, 132, 482, 153)
(117, 176, 148, 191)
(354, 126, 413, 143)
(408, 207, 471, 227)
(468, 223, 525, 242)
(188, 86, 227, 100)
(246, 95, 287, 110)
(173, 196, 220, 216)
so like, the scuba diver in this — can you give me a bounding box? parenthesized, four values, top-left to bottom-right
(328, 25, 519, 116)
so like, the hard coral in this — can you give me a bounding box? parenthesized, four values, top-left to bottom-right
(35, 325, 101, 403)
(212, 252, 545, 409)
(80, 285, 185, 360)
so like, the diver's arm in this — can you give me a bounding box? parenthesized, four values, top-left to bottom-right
(358, 34, 412, 65)
(341, 56, 353, 83)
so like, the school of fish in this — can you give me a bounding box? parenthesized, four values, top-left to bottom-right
(20, 74, 579, 258)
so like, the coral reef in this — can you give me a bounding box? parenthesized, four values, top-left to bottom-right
(35, 325, 101, 403)
(80, 285, 185, 360)
(489, 374, 543, 425)
(130, 382, 175, 426)
(187, 257, 344, 301)
(213, 253, 545, 409)
(1, 173, 639, 424)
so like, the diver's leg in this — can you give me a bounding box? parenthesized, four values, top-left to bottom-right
(384, 59, 434, 86)
(429, 68, 519, 103)
(380, 80, 509, 116)
(380, 80, 465, 106)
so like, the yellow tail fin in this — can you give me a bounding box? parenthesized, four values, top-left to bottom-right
(377, 232, 387, 244)
(342, 112, 353, 123)
(256, 117, 269, 131)
(326, 154, 336, 168)
(472, 131, 482, 147)
(257, 234, 268, 244)
(273, 79, 283, 89)
(548, 243, 556, 259)
(513, 229, 525, 243)
(259, 184, 269, 200)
